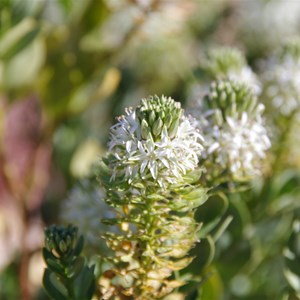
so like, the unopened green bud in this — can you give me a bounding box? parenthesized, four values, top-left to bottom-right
(230, 101, 237, 117)
(205, 47, 246, 77)
(217, 81, 225, 92)
(229, 90, 236, 105)
(141, 98, 148, 109)
(149, 110, 156, 126)
(169, 119, 179, 138)
(165, 115, 173, 128)
(214, 109, 223, 127)
(66, 235, 72, 247)
(244, 94, 257, 115)
(45, 238, 54, 252)
(220, 91, 227, 105)
(44, 224, 79, 258)
(152, 118, 163, 136)
(59, 240, 67, 253)
(160, 110, 166, 120)
(206, 80, 257, 120)
(141, 119, 150, 140)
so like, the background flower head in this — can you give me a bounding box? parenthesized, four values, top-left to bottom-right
(61, 180, 115, 255)
(192, 80, 271, 182)
(204, 47, 261, 95)
(262, 38, 300, 116)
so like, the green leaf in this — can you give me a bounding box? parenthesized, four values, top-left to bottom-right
(42, 248, 57, 262)
(74, 265, 96, 300)
(66, 257, 84, 279)
(146, 193, 166, 201)
(82, 266, 96, 298)
(288, 227, 300, 256)
(0, 18, 37, 58)
(3, 37, 45, 88)
(273, 170, 300, 198)
(195, 193, 228, 236)
(43, 269, 68, 300)
(212, 215, 233, 242)
(46, 258, 65, 277)
(185, 237, 215, 276)
(184, 187, 209, 208)
(101, 218, 120, 225)
(197, 266, 224, 300)
(73, 235, 84, 257)
(58, 0, 73, 13)
(286, 259, 300, 279)
(182, 169, 202, 184)
(2, 26, 40, 60)
(284, 268, 300, 293)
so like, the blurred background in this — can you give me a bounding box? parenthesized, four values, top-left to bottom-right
(1, 0, 300, 299)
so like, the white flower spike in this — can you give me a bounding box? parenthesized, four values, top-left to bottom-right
(108, 95, 204, 187)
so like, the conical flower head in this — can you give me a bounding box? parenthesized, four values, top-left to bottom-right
(61, 180, 116, 254)
(107, 95, 204, 187)
(205, 47, 246, 77)
(204, 47, 261, 95)
(262, 38, 300, 116)
(194, 80, 270, 182)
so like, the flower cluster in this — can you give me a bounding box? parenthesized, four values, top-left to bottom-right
(193, 80, 271, 182)
(99, 95, 208, 299)
(262, 39, 300, 116)
(204, 47, 261, 95)
(61, 180, 115, 254)
(239, 0, 300, 55)
(187, 47, 260, 114)
(108, 95, 203, 188)
(210, 112, 270, 180)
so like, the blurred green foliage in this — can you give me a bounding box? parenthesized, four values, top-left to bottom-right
(1, 0, 300, 299)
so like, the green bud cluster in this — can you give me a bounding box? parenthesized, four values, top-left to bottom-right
(45, 224, 78, 258)
(136, 95, 183, 139)
(197, 79, 270, 185)
(204, 47, 245, 78)
(279, 38, 300, 62)
(261, 39, 300, 118)
(205, 80, 258, 122)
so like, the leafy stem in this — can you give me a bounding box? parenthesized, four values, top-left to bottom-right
(42, 224, 96, 300)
